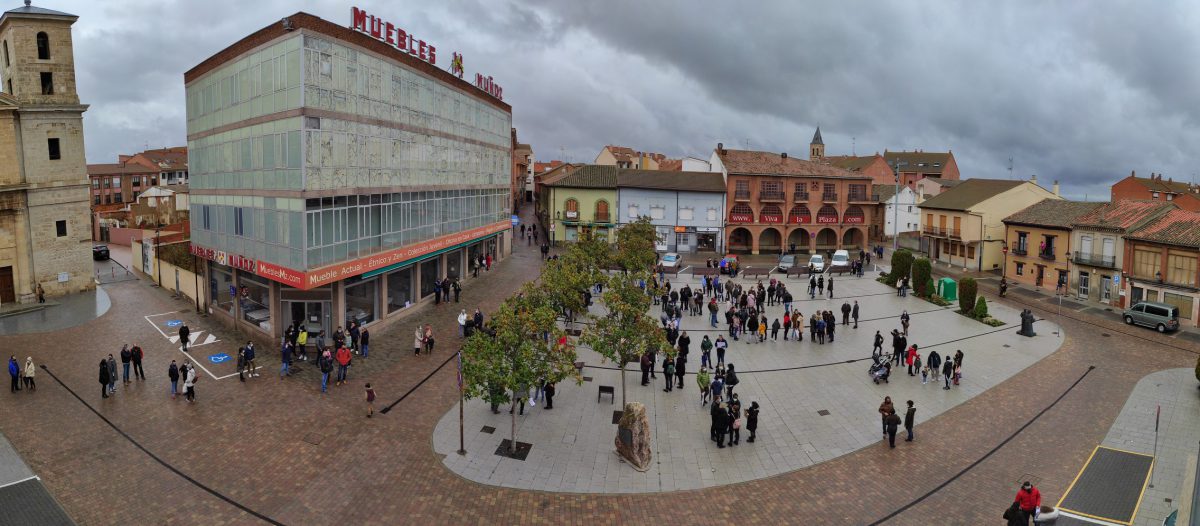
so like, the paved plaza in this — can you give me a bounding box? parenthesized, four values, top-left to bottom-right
(435, 273, 1063, 492)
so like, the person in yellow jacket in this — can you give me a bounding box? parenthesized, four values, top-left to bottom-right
(296, 328, 309, 361)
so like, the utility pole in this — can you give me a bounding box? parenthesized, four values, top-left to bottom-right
(1008, 157, 1014, 179)
(890, 160, 907, 253)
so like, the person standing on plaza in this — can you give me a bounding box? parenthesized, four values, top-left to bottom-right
(349, 322, 361, 355)
(1000, 276, 1008, 297)
(1014, 481, 1042, 524)
(543, 381, 555, 409)
(954, 349, 965, 371)
(771, 318, 781, 341)
(852, 301, 860, 329)
(700, 335, 713, 369)
(22, 357, 35, 391)
(131, 345, 145, 380)
(927, 350, 941, 383)
(827, 276, 834, 298)
(903, 400, 916, 442)
(458, 309, 468, 338)
(280, 341, 293, 378)
(8, 356, 20, 393)
(662, 354, 675, 392)
(841, 302, 851, 326)
(120, 345, 132, 385)
(757, 316, 767, 343)
(942, 355, 954, 390)
(485, 253, 493, 271)
(335, 345, 352, 386)
(878, 396, 895, 438)
(715, 335, 728, 367)
(901, 310, 911, 336)
(359, 328, 370, 359)
(168, 360, 179, 398)
(296, 328, 308, 362)
(179, 323, 190, 353)
(825, 311, 836, 343)
(809, 274, 817, 299)
(697, 367, 711, 405)
(106, 354, 117, 395)
(319, 349, 334, 393)
(873, 330, 884, 356)
(818, 275, 825, 296)
(746, 401, 760, 443)
(98, 359, 110, 398)
(813, 314, 823, 343)
(640, 351, 652, 386)
(727, 395, 742, 446)
(236, 348, 246, 382)
(414, 326, 425, 356)
(674, 352, 686, 390)
(184, 361, 197, 403)
(711, 401, 728, 448)
(433, 279, 442, 305)
(245, 341, 258, 377)
(724, 364, 739, 399)
(884, 409, 901, 448)
(906, 344, 919, 376)
(452, 278, 462, 303)
(333, 326, 346, 350)
(424, 324, 436, 355)
(365, 383, 376, 418)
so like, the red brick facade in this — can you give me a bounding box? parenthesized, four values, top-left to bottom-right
(1110, 173, 1200, 212)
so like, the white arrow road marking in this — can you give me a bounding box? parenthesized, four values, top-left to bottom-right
(168, 335, 179, 344)
(202, 334, 217, 345)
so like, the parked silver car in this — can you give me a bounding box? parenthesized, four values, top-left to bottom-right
(1122, 301, 1180, 333)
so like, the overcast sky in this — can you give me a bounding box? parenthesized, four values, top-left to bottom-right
(58, 0, 1200, 200)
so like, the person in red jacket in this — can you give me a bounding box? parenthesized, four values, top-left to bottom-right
(335, 346, 352, 386)
(1014, 481, 1041, 524)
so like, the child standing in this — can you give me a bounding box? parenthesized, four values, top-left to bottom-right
(365, 383, 377, 418)
(920, 365, 929, 385)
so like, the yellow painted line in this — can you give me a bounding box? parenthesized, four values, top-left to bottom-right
(1057, 445, 1100, 508)
(1127, 456, 1155, 526)
(1096, 445, 1154, 459)
(1057, 507, 1131, 525)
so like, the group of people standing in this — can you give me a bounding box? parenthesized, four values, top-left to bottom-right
(8, 356, 35, 393)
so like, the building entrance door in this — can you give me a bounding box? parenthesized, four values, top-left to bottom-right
(1078, 271, 1089, 299)
(287, 300, 332, 342)
(0, 266, 14, 304)
(1035, 265, 1045, 287)
(1100, 276, 1111, 304)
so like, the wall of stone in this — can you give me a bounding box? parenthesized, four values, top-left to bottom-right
(27, 186, 92, 295)
(0, 19, 79, 106)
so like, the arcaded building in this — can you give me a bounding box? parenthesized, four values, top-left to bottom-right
(186, 10, 512, 337)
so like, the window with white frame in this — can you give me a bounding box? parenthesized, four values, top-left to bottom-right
(627, 204, 639, 219)
(650, 205, 665, 220)
(678, 207, 694, 221)
(707, 208, 718, 221)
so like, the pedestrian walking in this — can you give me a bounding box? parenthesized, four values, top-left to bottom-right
(8, 356, 21, 393)
(319, 349, 334, 393)
(365, 383, 376, 418)
(884, 410, 901, 448)
(184, 361, 197, 402)
(98, 359, 110, 398)
(131, 345, 145, 380)
(942, 356, 954, 390)
(179, 324, 190, 353)
(424, 324, 436, 355)
(22, 357, 35, 391)
(878, 396, 895, 438)
(335, 345, 352, 386)
(120, 345, 132, 384)
(168, 360, 179, 398)
(852, 301, 859, 328)
(1000, 277, 1008, 298)
(873, 330, 884, 355)
(1014, 481, 1042, 524)
(746, 401, 760, 443)
(904, 400, 916, 442)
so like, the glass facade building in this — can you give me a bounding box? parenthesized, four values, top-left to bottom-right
(186, 13, 512, 337)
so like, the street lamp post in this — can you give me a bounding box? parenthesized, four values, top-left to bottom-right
(154, 228, 162, 288)
(890, 161, 907, 254)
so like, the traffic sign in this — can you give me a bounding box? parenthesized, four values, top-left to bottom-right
(510, 214, 519, 226)
(166, 319, 182, 327)
(1002, 246, 1008, 254)
(208, 353, 230, 364)
(1113, 274, 1121, 285)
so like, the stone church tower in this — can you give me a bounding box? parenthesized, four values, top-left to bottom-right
(0, 1, 92, 303)
(809, 127, 824, 160)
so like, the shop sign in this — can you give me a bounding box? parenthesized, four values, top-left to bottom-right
(351, 7, 437, 65)
(790, 214, 811, 224)
(674, 226, 688, 233)
(474, 73, 504, 101)
(729, 213, 753, 223)
(257, 261, 304, 288)
(761, 215, 783, 224)
(696, 227, 721, 233)
(817, 215, 839, 224)
(843, 216, 865, 224)
(190, 244, 256, 273)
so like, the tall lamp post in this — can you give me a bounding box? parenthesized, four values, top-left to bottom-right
(154, 228, 162, 288)
(889, 160, 908, 254)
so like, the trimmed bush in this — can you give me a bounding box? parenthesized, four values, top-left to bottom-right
(912, 258, 932, 297)
(974, 296, 989, 319)
(890, 249, 914, 284)
(958, 277, 978, 315)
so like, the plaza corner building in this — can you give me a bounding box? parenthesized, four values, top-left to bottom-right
(185, 10, 513, 338)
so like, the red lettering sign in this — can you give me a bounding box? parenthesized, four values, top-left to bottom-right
(474, 73, 504, 101)
(817, 216, 839, 224)
(349, 6, 438, 66)
(257, 261, 304, 288)
(843, 216, 865, 224)
(761, 215, 783, 224)
(790, 214, 811, 224)
(729, 213, 754, 223)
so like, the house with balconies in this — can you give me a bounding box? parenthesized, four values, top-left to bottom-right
(1121, 209, 1200, 326)
(1002, 199, 1103, 293)
(1068, 200, 1175, 306)
(918, 177, 1058, 271)
(538, 165, 618, 244)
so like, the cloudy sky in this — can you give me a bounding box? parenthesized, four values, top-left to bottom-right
(58, 0, 1200, 200)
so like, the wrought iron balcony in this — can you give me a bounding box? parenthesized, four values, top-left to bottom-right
(1072, 251, 1116, 269)
(759, 191, 786, 202)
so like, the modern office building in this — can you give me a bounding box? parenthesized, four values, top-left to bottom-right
(185, 11, 512, 337)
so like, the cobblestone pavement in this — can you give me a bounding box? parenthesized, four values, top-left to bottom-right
(0, 220, 1197, 524)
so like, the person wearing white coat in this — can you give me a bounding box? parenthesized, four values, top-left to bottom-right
(184, 363, 197, 403)
(458, 310, 468, 338)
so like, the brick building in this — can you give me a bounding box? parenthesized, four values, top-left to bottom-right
(1001, 199, 1103, 293)
(884, 150, 960, 187)
(1068, 200, 1175, 306)
(710, 144, 874, 255)
(1110, 171, 1200, 212)
(0, 2, 92, 303)
(88, 146, 188, 239)
(1123, 209, 1200, 326)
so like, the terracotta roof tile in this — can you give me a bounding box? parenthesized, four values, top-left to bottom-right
(1071, 200, 1177, 232)
(884, 150, 953, 174)
(917, 179, 1026, 211)
(1127, 209, 1200, 248)
(617, 170, 726, 193)
(1002, 199, 1104, 229)
(657, 159, 683, 171)
(543, 165, 618, 189)
(716, 148, 867, 179)
(825, 155, 877, 171)
(1130, 176, 1197, 195)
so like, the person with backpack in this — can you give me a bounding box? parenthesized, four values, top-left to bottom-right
(335, 345, 352, 386)
(131, 345, 145, 380)
(319, 349, 334, 393)
(168, 360, 179, 398)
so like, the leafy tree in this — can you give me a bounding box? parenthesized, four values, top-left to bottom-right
(461, 283, 580, 453)
(540, 247, 594, 325)
(974, 296, 989, 319)
(890, 249, 914, 284)
(575, 228, 612, 271)
(959, 277, 978, 314)
(582, 270, 673, 406)
(615, 218, 659, 273)
(912, 258, 932, 297)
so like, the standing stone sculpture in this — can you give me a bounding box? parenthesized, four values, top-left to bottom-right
(1018, 309, 1037, 337)
(615, 402, 652, 471)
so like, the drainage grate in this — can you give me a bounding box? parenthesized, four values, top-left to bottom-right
(481, 426, 496, 434)
(817, 410, 830, 416)
(494, 439, 533, 461)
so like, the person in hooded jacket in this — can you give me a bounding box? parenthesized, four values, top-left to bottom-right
(1013, 481, 1041, 524)
(98, 359, 110, 398)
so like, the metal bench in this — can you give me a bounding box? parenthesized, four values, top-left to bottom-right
(598, 385, 614, 404)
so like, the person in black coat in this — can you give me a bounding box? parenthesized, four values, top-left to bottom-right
(724, 364, 739, 399)
(746, 401, 760, 443)
(640, 352, 652, 386)
(891, 331, 905, 366)
(841, 302, 851, 325)
(543, 382, 555, 409)
(903, 400, 916, 442)
(852, 301, 860, 328)
(99, 360, 110, 398)
(675, 354, 686, 389)
(711, 401, 728, 448)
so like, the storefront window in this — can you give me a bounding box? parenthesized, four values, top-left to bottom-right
(210, 265, 234, 316)
(1163, 292, 1193, 322)
(345, 277, 379, 326)
(387, 267, 414, 313)
(420, 258, 441, 298)
(239, 276, 271, 332)
(446, 249, 463, 279)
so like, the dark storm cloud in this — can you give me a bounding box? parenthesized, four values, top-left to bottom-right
(60, 1, 1200, 198)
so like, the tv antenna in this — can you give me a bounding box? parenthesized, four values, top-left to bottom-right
(1007, 157, 1014, 179)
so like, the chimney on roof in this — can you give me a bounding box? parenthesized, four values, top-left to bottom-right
(1053, 180, 1060, 196)
(717, 142, 725, 155)
(781, 152, 787, 159)
(1030, 174, 1038, 185)
(1169, 176, 1173, 182)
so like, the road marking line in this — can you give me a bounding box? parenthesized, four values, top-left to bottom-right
(144, 311, 180, 319)
(147, 314, 226, 381)
(179, 348, 221, 381)
(0, 475, 39, 490)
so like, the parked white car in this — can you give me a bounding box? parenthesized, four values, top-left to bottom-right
(831, 249, 851, 269)
(808, 255, 825, 272)
(660, 253, 683, 268)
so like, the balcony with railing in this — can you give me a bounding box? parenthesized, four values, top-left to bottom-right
(759, 190, 786, 202)
(924, 225, 944, 236)
(1073, 251, 1116, 269)
(822, 192, 838, 203)
(947, 228, 961, 239)
(1038, 247, 1056, 261)
(848, 190, 872, 202)
(1011, 246, 1028, 256)
(793, 190, 809, 201)
(734, 190, 752, 201)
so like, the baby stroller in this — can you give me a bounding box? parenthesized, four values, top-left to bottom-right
(868, 354, 892, 384)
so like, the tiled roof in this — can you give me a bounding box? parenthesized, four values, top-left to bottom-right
(1127, 209, 1200, 248)
(826, 155, 877, 171)
(617, 170, 726, 193)
(657, 159, 683, 171)
(1072, 200, 1177, 232)
(1002, 199, 1104, 229)
(916, 179, 1026, 211)
(872, 184, 899, 203)
(542, 165, 618, 189)
(603, 145, 667, 164)
(923, 177, 961, 188)
(716, 148, 867, 178)
(137, 147, 188, 170)
(87, 163, 154, 176)
(2, 4, 75, 19)
(884, 150, 953, 174)
(1129, 175, 1198, 195)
